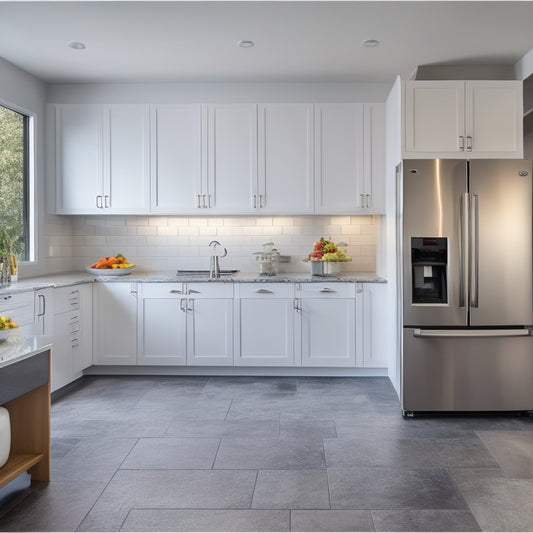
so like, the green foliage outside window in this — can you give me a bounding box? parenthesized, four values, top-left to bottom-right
(0, 105, 26, 259)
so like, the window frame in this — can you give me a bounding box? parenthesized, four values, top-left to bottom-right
(0, 99, 35, 264)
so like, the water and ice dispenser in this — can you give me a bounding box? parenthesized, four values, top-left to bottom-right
(411, 237, 448, 304)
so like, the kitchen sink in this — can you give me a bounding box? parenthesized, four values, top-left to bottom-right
(176, 269, 239, 277)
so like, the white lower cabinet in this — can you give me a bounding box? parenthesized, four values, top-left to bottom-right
(234, 283, 296, 366)
(138, 283, 233, 366)
(93, 282, 137, 365)
(51, 284, 93, 392)
(356, 282, 388, 368)
(297, 283, 356, 367)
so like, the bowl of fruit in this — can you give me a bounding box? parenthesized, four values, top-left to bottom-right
(86, 253, 135, 276)
(0, 316, 19, 344)
(303, 238, 352, 276)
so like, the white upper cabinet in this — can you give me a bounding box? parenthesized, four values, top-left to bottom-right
(258, 104, 314, 214)
(315, 103, 385, 214)
(103, 105, 151, 213)
(55, 104, 103, 214)
(404, 80, 523, 158)
(151, 104, 204, 213)
(55, 104, 150, 214)
(207, 104, 258, 214)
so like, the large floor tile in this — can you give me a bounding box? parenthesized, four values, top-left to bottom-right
(371, 510, 481, 532)
(279, 416, 337, 439)
(0, 481, 106, 532)
(453, 476, 533, 531)
(214, 438, 326, 469)
(328, 467, 468, 510)
(120, 437, 220, 469)
(290, 510, 374, 532)
(324, 437, 499, 469)
(252, 470, 330, 509)
(78, 469, 258, 532)
(477, 430, 533, 478)
(165, 417, 279, 438)
(120, 509, 290, 532)
(51, 437, 137, 482)
(203, 376, 298, 398)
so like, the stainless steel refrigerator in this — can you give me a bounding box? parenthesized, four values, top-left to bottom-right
(400, 159, 533, 414)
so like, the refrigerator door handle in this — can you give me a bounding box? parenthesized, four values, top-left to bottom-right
(459, 193, 469, 308)
(470, 194, 479, 308)
(413, 328, 531, 338)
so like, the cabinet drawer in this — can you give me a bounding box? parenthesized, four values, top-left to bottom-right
(186, 283, 233, 299)
(0, 291, 33, 314)
(298, 282, 355, 298)
(54, 286, 81, 314)
(141, 283, 186, 298)
(237, 283, 294, 299)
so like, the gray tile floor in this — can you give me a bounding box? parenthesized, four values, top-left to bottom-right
(1, 375, 533, 531)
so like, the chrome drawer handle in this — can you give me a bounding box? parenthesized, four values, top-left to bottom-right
(320, 288, 336, 293)
(170, 289, 184, 294)
(256, 288, 273, 294)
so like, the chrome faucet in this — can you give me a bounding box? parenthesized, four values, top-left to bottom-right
(209, 240, 228, 279)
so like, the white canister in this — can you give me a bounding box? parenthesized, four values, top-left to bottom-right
(0, 407, 11, 468)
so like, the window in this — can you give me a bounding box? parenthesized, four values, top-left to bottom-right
(0, 104, 31, 261)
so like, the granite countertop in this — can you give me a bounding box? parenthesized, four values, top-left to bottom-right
(0, 270, 386, 296)
(0, 333, 53, 369)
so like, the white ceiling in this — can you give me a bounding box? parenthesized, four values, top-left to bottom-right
(1, 1, 533, 85)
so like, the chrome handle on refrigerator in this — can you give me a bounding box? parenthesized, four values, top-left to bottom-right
(470, 194, 479, 308)
(413, 328, 531, 338)
(459, 136, 465, 151)
(459, 193, 469, 308)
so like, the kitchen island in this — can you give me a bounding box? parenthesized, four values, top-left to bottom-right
(0, 334, 52, 489)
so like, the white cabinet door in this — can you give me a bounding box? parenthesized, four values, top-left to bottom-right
(315, 103, 364, 213)
(298, 283, 356, 367)
(315, 103, 385, 214)
(103, 105, 150, 213)
(0, 292, 34, 335)
(93, 282, 137, 365)
(208, 104, 258, 214)
(258, 104, 314, 213)
(466, 81, 523, 157)
(55, 104, 103, 214)
(356, 283, 387, 368)
(151, 104, 204, 213)
(187, 297, 233, 365)
(404, 81, 465, 156)
(235, 283, 295, 366)
(51, 310, 73, 392)
(300, 298, 356, 367)
(138, 284, 186, 366)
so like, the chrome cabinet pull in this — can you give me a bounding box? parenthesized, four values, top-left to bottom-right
(188, 289, 201, 294)
(294, 298, 301, 312)
(197, 194, 202, 208)
(104, 195, 110, 208)
(366, 194, 370, 208)
(180, 298, 187, 312)
(459, 136, 465, 151)
(360, 194, 365, 208)
(202, 194, 207, 208)
(466, 136, 473, 152)
(187, 299, 194, 312)
(259, 194, 264, 208)
(320, 287, 336, 293)
(256, 288, 273, 294)
(170, 289, 184, 294)
(96, 195, 103, 208)
(37, 294, 45, 316)
(208, 194, 212, 208)
(253, 194, 257, 208)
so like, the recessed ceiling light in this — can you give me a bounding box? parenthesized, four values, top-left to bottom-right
(362, 39, 380, 48)
(67, 41, 86, 50)
(237, 40, 254, 49)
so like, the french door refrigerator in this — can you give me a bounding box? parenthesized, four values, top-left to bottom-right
(400, 159, 533, 414)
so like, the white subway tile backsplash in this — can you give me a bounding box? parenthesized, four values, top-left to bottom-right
(54, 214, 377, 273)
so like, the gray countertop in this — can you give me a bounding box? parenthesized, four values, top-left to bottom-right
(0, 270, 386, 296)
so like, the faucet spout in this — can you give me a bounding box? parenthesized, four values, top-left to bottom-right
(209, 241, 227, 279)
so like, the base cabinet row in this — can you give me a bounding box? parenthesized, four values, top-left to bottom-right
(93, 281, 387, 368)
